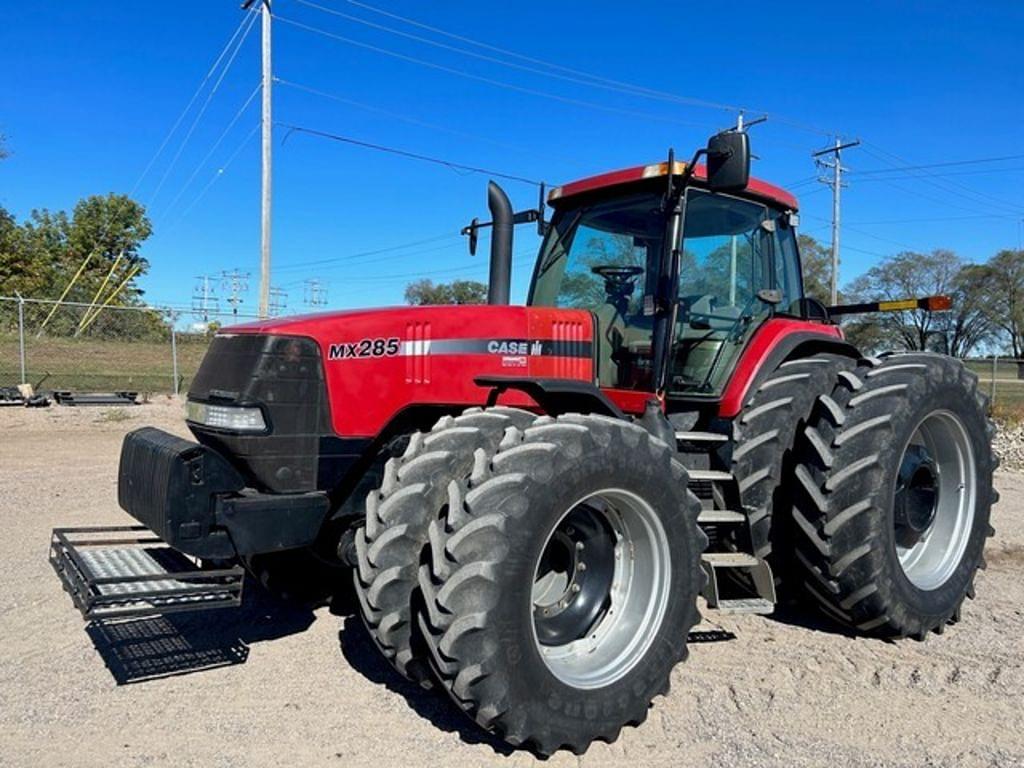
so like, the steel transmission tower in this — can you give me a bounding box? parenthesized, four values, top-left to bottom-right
(192, 275, 220, 322)
(268, 286, 287, 316)
(221, 269, 250, 317)
(304, 278, 328, 308)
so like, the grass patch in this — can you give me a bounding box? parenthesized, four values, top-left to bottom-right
(0, 333, 211, 392)
(991, 400, 1024, 427)
(92, 408, 136, 424)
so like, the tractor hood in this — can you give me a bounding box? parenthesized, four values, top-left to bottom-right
(221, 304, 594, 438)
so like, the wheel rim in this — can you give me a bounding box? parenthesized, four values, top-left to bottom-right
(894, 410, 977, 591)
(531, 488, 672, 689)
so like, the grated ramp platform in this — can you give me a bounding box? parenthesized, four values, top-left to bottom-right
(50, 526, 244, 620)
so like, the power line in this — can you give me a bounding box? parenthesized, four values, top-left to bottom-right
(849, 154, 1024, 175)
(130, 12, 256, 196)
(166, 122, 260, 231)
(337, 0, 835, 138)
(327, 252, 537, 287)
(273, 235, 462, 273)
(149, 9, 259, 208)
(802, 212, 922, 253)
(277, 122, 544, 186)
(860, 142, 1024, 217)
(274, 77, 590, 169)
(159, 82, 261, 223)
(849, 166, 1024, 182)
(295, 0, 745, 116)
(845, 213, 1019, 225)
(274, 15, 718, 130)
(847, 167, 1023, 220)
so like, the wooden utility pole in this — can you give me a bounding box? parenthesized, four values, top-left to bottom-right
(243, 0, 273, 318)
(813, 138, 860, 305)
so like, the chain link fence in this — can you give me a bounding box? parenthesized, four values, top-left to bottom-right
(0, 296, 261, 394)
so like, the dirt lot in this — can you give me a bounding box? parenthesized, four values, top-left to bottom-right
(1, 398, 1021, 768)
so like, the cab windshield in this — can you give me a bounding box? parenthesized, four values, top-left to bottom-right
(529, 186, 801, 395)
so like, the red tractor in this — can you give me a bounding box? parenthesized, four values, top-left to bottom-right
(51, 130, 996, 755)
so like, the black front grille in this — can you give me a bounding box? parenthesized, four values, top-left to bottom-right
(187, 334, 334, 493)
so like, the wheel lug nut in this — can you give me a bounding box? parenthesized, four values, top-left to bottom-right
(575, 542, 585, 551)
(571, 584, 581, 593)
(577, 562, 587, 572)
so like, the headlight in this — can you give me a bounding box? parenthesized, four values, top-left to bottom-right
(186, 400, 267, 433)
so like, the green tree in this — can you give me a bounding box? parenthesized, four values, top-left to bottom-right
(842, 249, 989, 356)
(404, 278, 488, 305)
(0, 193, 152, 303)
(974, 249, 1024, 357)
(934, 264, 996, 357)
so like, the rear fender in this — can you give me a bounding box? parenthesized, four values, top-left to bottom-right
(719, 322, 857, 418)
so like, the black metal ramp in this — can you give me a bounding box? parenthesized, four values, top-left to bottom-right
(50, 526, 244, 620)
(52, 391, 139, 406)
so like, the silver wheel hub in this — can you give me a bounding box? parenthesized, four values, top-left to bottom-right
(531, 489, 672, 690)
(895, 410, 977, 591)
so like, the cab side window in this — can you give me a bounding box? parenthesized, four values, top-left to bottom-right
(773, 224, 804, 315)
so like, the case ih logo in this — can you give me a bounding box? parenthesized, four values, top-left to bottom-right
(487, 340, 529, 355)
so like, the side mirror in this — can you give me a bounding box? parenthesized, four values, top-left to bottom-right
(706, 130, 750, 192)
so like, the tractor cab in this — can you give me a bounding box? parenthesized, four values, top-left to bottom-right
(529, 145, 804, 400)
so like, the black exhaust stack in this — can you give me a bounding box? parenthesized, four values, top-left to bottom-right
(486, 180, 513, 305)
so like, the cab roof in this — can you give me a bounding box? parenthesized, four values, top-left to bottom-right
(548, 161, 799, 211)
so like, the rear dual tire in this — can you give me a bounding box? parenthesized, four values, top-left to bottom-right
(791, 353, 997, 638)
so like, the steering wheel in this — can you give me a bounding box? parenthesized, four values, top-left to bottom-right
(592, 265, 643, 319)
(591, 265, 643, 279)
(592, 265, 643, 283)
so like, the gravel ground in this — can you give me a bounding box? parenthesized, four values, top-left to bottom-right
(0, 398, 1022, 768)
(993, 419, 1024, 471)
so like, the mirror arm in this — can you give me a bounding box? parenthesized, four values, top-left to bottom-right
(461, 206, 545, 256)
(677, 148, 707, 191)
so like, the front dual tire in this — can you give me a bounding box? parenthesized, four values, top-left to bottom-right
(356, 410, 705, 755)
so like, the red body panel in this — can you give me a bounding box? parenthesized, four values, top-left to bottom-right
(717, 318, 845, 419)
(226, 305, 594, 438)
(550, 162, 799, 211)
(227, 308, 841, 435)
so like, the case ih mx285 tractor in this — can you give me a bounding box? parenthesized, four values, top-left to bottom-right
(51, 130, 996, 755)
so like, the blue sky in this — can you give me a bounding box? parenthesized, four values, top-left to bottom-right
(2, 0, 1023, 313)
